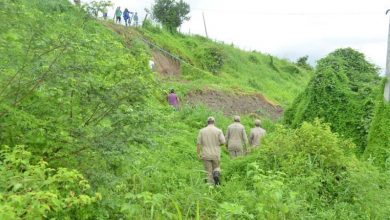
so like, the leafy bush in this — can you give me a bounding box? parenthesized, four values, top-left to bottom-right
(364, 80, 390, 168)
(284, 48, 381, 152)
(223, 120, 390, 219)
(195, 46, 225, 74)
(0, 146, 100, 219)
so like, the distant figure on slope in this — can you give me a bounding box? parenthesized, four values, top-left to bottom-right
(197, 117, 226, 185)
(133, 12, 139, 27)
(123, 8, 131, 26)
(114, 7, 122, 24)
(149, 60, 155, 70)
(248, 119, 266, 152)
(167, 89, 180, 110)
(102, 8, 108, 20)
(226, 115, 248, 158)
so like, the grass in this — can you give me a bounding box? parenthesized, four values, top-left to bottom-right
(111, 23, 313, 108)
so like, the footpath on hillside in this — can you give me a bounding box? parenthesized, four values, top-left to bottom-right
(106, 22, 284, 120)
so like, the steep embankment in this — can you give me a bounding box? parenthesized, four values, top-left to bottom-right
(106, 22, 313, 120)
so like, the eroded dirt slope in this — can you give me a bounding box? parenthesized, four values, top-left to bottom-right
(186, 89, 283, 119)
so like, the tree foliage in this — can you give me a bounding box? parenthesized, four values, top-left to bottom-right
(83, 0, 112, 17)
(152, 0, 190, 32)
(296, 55, 313, 70)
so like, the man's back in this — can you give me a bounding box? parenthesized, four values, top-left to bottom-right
(197, 125, 225, 160)
(249, 127, 266, 147)
(226, 122, 247, 150)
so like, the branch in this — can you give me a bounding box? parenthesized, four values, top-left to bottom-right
(0, 47, 67, 117)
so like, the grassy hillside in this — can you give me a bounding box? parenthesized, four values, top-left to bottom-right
(127, 22, 313, 107)
(1, 0, 390, 219)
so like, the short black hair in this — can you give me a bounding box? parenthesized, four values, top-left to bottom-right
(170, 89, 175, 93)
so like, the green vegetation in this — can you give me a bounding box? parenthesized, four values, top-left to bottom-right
(364, 80, 390, 167)
(83, 0, 112, 18)
(284, 48, 381, 152)
(0, 146, 100, 219)
(1, 0, 390, 219)
(152, 0, 190, 32)
(139, 23, 313, 106)
(296, 55, 313, 70)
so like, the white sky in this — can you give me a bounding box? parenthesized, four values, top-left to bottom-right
(82, 0, 390, 73)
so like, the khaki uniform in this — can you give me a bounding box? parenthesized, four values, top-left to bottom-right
(226, 122, 248, 158)
(197, 125, 226, 184)
(249, 127, 266, 148)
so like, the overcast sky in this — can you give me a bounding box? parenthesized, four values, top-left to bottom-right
(83, 0, 390, 73)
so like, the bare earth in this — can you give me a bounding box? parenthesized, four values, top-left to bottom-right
(152, 51, 181, 76)
(186, 89, 283, 120)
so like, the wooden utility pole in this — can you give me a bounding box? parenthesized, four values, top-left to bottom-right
(384, 10, 390, 101)
(202, 12, 209, 38)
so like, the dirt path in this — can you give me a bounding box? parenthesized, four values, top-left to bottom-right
(186, 89, 283, 120)
(152, 51, 181, 76)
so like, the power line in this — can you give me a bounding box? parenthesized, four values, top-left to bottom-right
(190, 8, 382, 16)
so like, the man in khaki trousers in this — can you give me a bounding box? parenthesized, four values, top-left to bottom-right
(226, 116, 248, 158)
(197, 117, 226, 185)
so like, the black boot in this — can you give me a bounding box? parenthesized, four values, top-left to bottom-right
(213, 171, 220, 185)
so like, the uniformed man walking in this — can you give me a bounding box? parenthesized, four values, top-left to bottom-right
(226, 116, 248, 158)
(196, 117, 226, 185)
(249, 119, 266, 152)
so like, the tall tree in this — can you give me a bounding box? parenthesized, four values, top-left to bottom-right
(152, 0, 190, 32)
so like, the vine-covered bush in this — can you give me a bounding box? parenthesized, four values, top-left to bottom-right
(364, 80, 390, 167)
(284, 48, 381, 153)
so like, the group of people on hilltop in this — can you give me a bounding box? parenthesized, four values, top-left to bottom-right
(114, 6, 139, 27)
(166, 89, 266, 186)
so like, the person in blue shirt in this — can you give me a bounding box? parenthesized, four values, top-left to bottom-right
(133, 12, 139, 27)
(123, 8, 131, 26)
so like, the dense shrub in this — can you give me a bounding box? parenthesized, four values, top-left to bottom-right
(284, 48, 381, 153)
(364, 80, 390, 168)
(0, 146, 99, 219)
(223, 121, 390, 219)
(195, 46, 225, 74)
